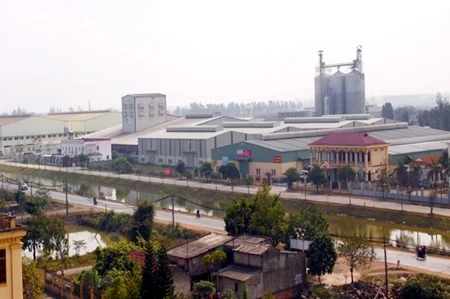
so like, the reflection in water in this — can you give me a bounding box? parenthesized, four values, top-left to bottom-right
(328, 216, 450, 250)
(22, 230, 106, 258)
(7, 171, 450, 249)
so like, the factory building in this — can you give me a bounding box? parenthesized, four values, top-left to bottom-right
(315, 46, 366, 116)
(0, 110, 121, 158)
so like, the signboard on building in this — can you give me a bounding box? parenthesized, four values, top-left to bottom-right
(164, 168, 172, 176)
(236, 149, 252, 158)
(273, 156, 282, 163)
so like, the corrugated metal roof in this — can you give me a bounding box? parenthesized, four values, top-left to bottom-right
(0, 116, 30, 126)
(214, 265, 260, 282)
(225, 235, 270, 247)
(233, 244, 271, 255)
(167, 233, 234, 259)
(43, 111, 115, 121)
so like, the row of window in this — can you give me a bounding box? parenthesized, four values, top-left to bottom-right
(1, 132, 91, 142)
(255, 169, 276, 176)
(313, 151, 372, 163)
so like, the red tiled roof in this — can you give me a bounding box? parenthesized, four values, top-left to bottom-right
(130, 250, 147, 268)
(412, 154, 442, 166)
(309, 132, 387, 147)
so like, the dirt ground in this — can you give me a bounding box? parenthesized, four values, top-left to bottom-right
(308, 257, 450, 286)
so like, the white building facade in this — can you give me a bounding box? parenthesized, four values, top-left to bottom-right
(61, 138, 112, 161)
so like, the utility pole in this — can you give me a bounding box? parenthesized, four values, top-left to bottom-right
(65, 183, 69, 216)
(384, 235, 389, 297)
(30, 181, 33, 195)
(171, 193, 175, 232)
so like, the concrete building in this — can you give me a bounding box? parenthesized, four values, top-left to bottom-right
(309, 132, 389, 182)
(61, 138, 112, 161)
(122, 93, 168, 133)
(214, 244, 306, 299)
(0, 110, 121, 158)
(0, 213, 27, 299)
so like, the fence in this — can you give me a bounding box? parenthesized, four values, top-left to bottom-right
(44, 271, 104, 299)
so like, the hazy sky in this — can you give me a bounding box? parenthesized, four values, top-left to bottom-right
(1, 0, 449, 113)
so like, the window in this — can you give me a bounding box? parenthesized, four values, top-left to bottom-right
(256, 168, 261, 175)
(158, 158, 163, 163)
(271, 169, 276, 176)
(234, 283, 238, 292)
(0, 249, 5, 284)
(168, 159, 173, 164)
(97, 146, 99, 150)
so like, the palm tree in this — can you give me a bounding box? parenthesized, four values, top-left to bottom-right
(426, 156, 442, 187)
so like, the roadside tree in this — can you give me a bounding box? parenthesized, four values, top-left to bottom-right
(42, 216, 69, 275)
(113, 157, 133, 174)
(23, 257, 44, 299)
(307, 234, 337, 284)
(175, 161, 186, 178)
(337, 165, 356, 188)
(131, 200, 155, 242)
(337, 234, 376, 284)
(308, 165, 328, 193)
(284, 167, 300, 190)
(224, 198, 253, 236)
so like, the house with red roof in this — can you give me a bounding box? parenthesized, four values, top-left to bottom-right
(308, 132, 389, 182)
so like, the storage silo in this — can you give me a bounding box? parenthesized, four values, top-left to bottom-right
(344, 70, 365, 114)
(329, 71, 346, 115)
(314, 74, 330, 116)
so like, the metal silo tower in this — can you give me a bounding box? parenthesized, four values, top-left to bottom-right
(314, 46, 365, 116)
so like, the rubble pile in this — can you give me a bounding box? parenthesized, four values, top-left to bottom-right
(336, 281, 401, 299)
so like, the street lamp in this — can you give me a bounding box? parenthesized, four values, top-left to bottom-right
(348, 183, 352, 205)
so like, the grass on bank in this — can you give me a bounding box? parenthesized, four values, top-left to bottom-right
(3, 165, 450, 232)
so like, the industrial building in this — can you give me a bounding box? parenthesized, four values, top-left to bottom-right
(0, 110, 121, 158)
(315, 46, 366, 116)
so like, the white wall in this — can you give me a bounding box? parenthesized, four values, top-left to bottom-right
(122, 94, 167, 133)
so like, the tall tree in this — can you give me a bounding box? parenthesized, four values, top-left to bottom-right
(140, 244, 156, 299)
(175, 161, 186, 178)
(337, 165, 356, 188)
(307, 234, 337, 284)
(248, 185, 287, 245)
(308, 165, 328, 193)
(22, 257, 44, 299)
(219, 162, 241, 180)
(155, 245, 174, 299)
(224, 198, 253, 236)
(131, 201, 155, 242)
(284, 167, 300, 190)
(42, 216, 69, 275)
(338, 234, 376, 283)
(202, 250, 227, 281)
(22, 212, 48, 260)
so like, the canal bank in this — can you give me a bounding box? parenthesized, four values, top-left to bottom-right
(3, 164, 450, 251)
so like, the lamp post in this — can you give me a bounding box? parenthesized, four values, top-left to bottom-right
(304, 176, 307, 200)
(348, 183, 351, 205)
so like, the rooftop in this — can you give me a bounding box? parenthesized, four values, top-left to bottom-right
(213, 265, 260, 282)
(125, 93, 166, 98)
(225, 235, 270, 248)
(310, 132, 388, 147)
(233, 244, 272, 255)
(43, 110, 117, 121)
(0, 213, 26, 233)
(167, 233, 234, 259)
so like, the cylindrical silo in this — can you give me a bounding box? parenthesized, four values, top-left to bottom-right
(344, 70, 366, 114)
(329, 71, 345, 115)
(314, 74, 330, 116)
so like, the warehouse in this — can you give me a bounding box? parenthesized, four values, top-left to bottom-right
(0, 110, 121, 158)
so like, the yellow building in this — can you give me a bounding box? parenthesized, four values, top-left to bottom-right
(0, 213, 27, 299)
(309, 132, 389, 181)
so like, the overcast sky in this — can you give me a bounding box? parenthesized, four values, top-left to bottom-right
(1, 0, 449, 113)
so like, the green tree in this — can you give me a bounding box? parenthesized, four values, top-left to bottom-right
(73, 239, 87, 257)
(94, 242, 141, 277)
(377, 168, 391, 198)
(426, 155, 442, 186)
(401, 274, 450, 299)
(155, 245, 174, 299)
(219, 162, 241, 180)
(22, 212, 48, 260)
(78, 269, 100, 290)
(113, 157, 133, 174)
(284, 167, 300, 190)
(175, 161, 186, 178)
(202, 250, 226, 281)
(131, 201, 155, 242)
(429, 186, 438, 215)
(307, 234, 337, 284)
(248, 185, 287, 245)
(62, 155, 70, 167)
(192, 280, 216, 299)
(78, 153, 90, 168)
(140, 244, 156, 299)
(22, 257, 44, 299)
(337, 234, 376, 284)
(244, 176, 254, 193)
(224, 198, 253, 236)
(285, 205, 329, 244)
(396, 162, 409, 187)
(199, 162, 213, 178)
(381, 102, 394, 119)
(42, 216, 69, 275)
(103, 268, 141, 299)
(308, 165, 328, 193)
(337, 165, 356, 188)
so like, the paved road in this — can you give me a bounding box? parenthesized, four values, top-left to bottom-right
(4, 160, 450, 274)
(1, 159, 449, 218)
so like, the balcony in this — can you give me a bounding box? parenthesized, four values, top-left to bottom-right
(0, 213, 26, 232)
(311, 159, 371, 168)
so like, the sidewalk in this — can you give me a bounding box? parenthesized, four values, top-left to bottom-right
(1, 160, 449, 218)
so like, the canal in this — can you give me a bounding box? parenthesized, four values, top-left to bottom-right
(6, 171, 450, 251)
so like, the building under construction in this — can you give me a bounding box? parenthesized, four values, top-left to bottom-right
(314, 46, 366, 116)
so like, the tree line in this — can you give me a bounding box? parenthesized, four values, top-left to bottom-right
(171, 100, 304, 117)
